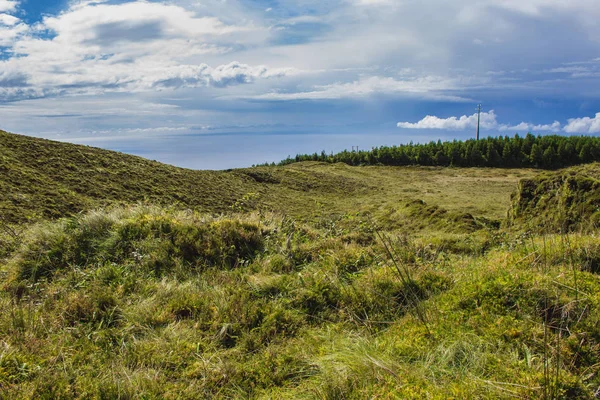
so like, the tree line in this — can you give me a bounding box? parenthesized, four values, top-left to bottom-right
(263, 134, 600, 169)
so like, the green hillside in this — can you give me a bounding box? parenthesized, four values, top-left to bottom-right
(2, 131, 600, 399)
(0, 130, 281, 223)
(0, 129, 537, 227)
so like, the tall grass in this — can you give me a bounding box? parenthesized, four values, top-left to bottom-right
(2, 197, 600, 398)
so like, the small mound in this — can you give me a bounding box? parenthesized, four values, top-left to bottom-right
(6, 206, 265, 282)
(507, 163, 600, 232)
(242, 170, 282, 184)
(401, 199, 498, 233)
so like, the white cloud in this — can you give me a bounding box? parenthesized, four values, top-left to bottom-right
(0, 60, 294, 100)
(547, 66, 589, 74)
(543, 63, 600, 80)
(0, 1, 292, 99)
(69, 0, 110, 10)
(150, 62, 296, 90)
(209, 62, 294, 85)
(501, 122, 530, 131)
(490, 0, 600, 18)
(41, 1, 247, 42)
(533, 121, 561, 131)
(0, 0, 18, 13)
(0, 24, 26, 47)
(563, 113, 600, 134)
(397, 110, 498, 130)
(0, 0, 598, 104)
(398, 111, 561, 132)
(0, 13, 19, 26)
(0, 0, 26, 47)
(499, 121, 561, 132)
(491, 0, 569, 16)
(253, 75, 469, 101)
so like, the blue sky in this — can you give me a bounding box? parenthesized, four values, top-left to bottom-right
(1, 0, 600, 169)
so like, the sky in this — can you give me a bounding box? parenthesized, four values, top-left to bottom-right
(0, 0, 599, 169)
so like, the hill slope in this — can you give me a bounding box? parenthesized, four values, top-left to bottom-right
(0, 130, 375, 224)
(1, 130, 536, 226)
(0, 130, 259, 222)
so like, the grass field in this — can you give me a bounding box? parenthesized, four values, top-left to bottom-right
(1, 131, 600, 399)
(1, 129, 537, 224)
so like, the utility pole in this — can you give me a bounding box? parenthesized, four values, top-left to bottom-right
(476, 104, 482, 141)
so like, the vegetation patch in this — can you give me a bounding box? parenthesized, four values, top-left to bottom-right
(6, 207, 265, 282)
(508, 163, 600, 232)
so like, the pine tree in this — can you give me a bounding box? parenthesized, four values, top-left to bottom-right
(542, 146, 556, 168)
(530, 144, 543, 167)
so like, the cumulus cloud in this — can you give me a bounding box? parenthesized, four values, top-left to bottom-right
(0, 23, 25, 46)
(499, 121, 561, 132)
(0, 0, 26, 47)
(1, 0, 599, 104)
(41, 1, 246, 44)
(397, 111, 499, 130)
(0, 0, 18, 13)
(0, 13, 19, 26)
(534, 122, 562, 131)
(398, 111, 561, 132)
(18, 0, 259, 61)
(0, 1, 293, 99)
(563, 113, 600, 134)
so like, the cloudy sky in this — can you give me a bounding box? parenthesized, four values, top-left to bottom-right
(1, 0, 599, 169)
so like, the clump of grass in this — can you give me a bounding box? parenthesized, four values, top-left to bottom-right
(6, 206, 265, 283)
(508, 164, 600, 233)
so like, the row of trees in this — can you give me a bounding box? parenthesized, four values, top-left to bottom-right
(268, 134, 600, 169)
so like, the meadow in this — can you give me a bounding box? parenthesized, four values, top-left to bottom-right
(1, 130, 600, 399)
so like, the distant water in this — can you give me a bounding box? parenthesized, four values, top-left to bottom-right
(62, 130, 464, 170)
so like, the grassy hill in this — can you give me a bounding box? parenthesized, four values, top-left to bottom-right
(1, 130, 531, 225)
(0, 130, 276, 223)
(2, 130, 600, 398)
